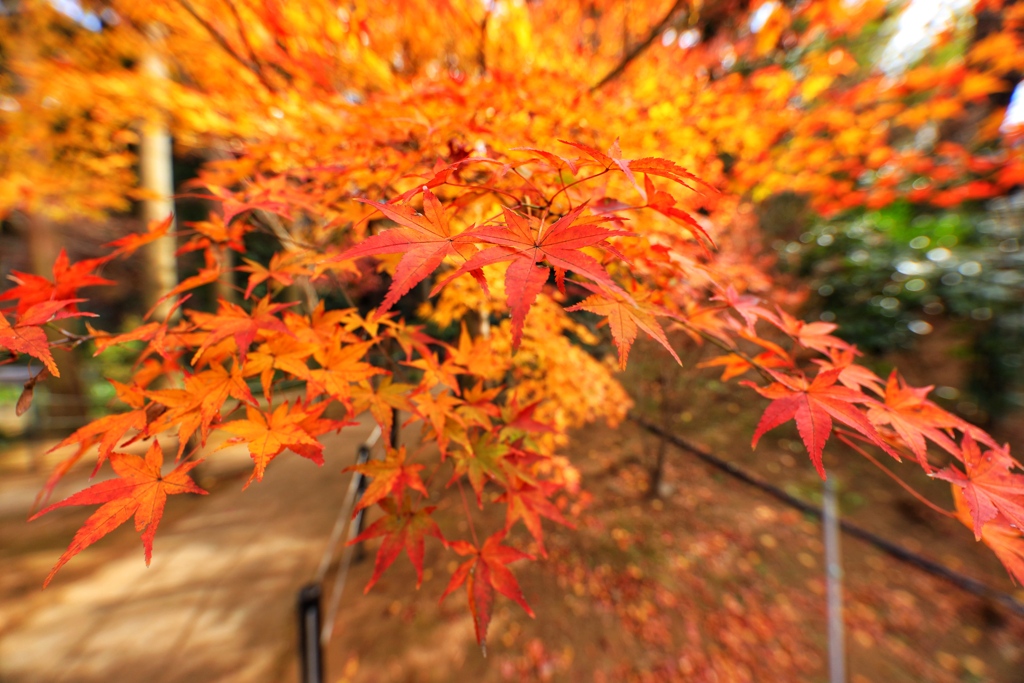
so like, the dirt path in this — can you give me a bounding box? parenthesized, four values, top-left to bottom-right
(0, 417, 377, 683)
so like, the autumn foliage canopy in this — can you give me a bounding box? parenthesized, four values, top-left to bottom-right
(3, 0, 1024, 646)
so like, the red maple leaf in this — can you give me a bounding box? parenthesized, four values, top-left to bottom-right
(643, 174, 714, 249)
(30, 441, 206, 587)
(440, 530, 534, 647)
(0, 249, 113, 315)
(497, 481, 574, 556)
(435, 204, 631, 348)
(747, 367, 898, 478)
(351, 500, 444, 590)
(333, 189, 481, 312)
(933, 433, 1024, 540)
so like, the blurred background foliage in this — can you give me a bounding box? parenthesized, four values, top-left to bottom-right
(775, 194, 1024, 424)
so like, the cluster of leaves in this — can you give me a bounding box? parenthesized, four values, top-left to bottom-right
(5, 143, 1023, 646)
(3, 0, 1024, 652)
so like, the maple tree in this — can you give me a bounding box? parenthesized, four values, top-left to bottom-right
(4, 0, 1024, 651)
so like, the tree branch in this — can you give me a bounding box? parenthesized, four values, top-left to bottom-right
(176, 0, 277, 92)
(590, 0, 685, 93)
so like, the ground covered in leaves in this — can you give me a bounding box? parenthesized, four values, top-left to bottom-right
(324, 375, 1024, 683)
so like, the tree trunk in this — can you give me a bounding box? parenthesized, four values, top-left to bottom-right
(139, 28, 179, 321)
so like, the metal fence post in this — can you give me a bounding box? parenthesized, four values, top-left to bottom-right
(823, 476, 846, 683)
(297, 583, 324, 683)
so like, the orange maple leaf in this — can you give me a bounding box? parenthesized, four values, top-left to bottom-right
(189, 297, 293, 365)
(867, 371, 962, 466)
(219, 402, 324, 486)
(0, 314, 59, 376)
(30, 441, 206, 587)
(308, 340, 385, 403)
(953, 487, 1024, 584)
(104, 214, 174, 258)
(933, 433, 1024, 540)
(566, 290, 679, 369)
(346, 446, 428, 512)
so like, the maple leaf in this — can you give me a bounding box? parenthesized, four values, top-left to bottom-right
(448, 435, 513, 507)
(866, 371, 961, 466)
(446, 322, 510, 381)
(0, 299, 99, 376)
(455, 381, 502, 430)
(747, 367, 898, 478)
(441, 530, 534, 648)
(812, 348, 883, 396)
(952, 487, 1024, 584)
(239, 251, 309, 299)
(347, 446, 428, 512)
(219, 402, 323, 486)
(0, 249, 113, 315)
(643, 175, 714, 250)
(500, 397, 555, 439)
(768, 308, 852, 356)
(87, 321, 162, 356)
(0, 314, 59, 376)
(189, 297, 293, 365)
(48, 407, 151, 472)
(351, 499, 443, 591)
(244, 334, 316, 401)
(497, 481, 574, 556)
(411, 390, 466, 457)
(308, 340, 385, 404)
(104, 214, 174, 258)
(699, 350, 789, 381)
(350, 377, 415, 442)
(30, 441, 206, 587)
(933, 434, 1024, 540)
(566, 291, 679, 369)
(435, 205, 632, 348)
(403, 350, 461, 393)
(333, 189, 480, 312)
(712, 285, 772, 332)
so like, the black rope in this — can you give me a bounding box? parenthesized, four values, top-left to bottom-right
(630, 414, 1024, 620)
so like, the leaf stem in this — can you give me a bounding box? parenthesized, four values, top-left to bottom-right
(457, 478, 481, 547)
(836, 432, 954, 518)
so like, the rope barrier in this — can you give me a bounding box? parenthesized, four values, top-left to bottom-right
(630, 414, 1024, 619)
